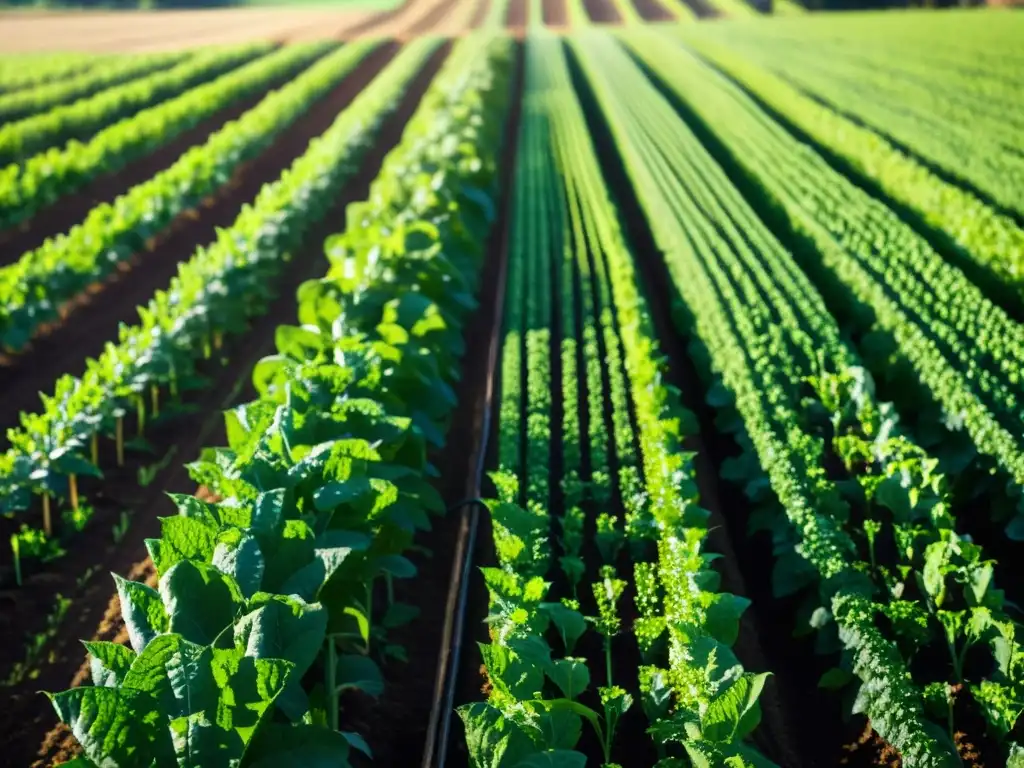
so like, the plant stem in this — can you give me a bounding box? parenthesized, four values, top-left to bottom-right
(137, 395, 146, 437)
(91, 432, 98, 466)
(69, 474, 78, 512)
(42, 493, 52, 537)
(326, 636, 338, 732)
(605, 636, 613, 688)
(151, 385, 160, 418)
(11, 536, 21, 587)
(170, 367, 178, 398)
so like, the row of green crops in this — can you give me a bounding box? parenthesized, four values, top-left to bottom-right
(676, 32, 1024, 307)
(0, 43, 268, 168)
(46, 32, 512, 767)
(0, 50, 186, 124)
(0, 42, 316, 232)
(0, 52, 114, 93)
(575, 28, 1024, 768)
(684, 23, 1024, 218)
(624, 28, 1024, 538)
(748, 10, 1024, 87)
(459, 33, 774, 767)
(0, 39, 436, 545)
(0, 40, 379, 354)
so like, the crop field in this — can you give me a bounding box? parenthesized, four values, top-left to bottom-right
(0, 1, 1023, 767)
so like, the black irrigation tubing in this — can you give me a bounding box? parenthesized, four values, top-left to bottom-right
(421, 44, 522, 767)
(421, 212, 511, 768)
(421, 300, 504, 768)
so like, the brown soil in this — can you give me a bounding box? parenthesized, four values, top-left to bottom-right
(0, 40, 453, 768)
(507, 0, 528, 31)
(0, 8, 374, 53)
(631, 0, 675, 20)
(583, 0, 623, 23)
(403, 0, 464, 37)
(840, 719, 902, 767)
(0, 44, 397, 452)
(469, 0, 491, 28)
(543, 0, 568, 26)
(679, 0, 722, 17)
(0, 51, 314, 268)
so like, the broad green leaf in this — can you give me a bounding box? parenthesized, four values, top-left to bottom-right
(258, 518, 316, 594)
(82, 641, 135, 688)
(316, 529, 372, 551)
(280, 546, 352, 601)
(213, 529, 265, 598)
(161, 644, 290, 765)
(48, 687, 175, 766)
(508, 635, 552, 672)
(313, 478, 372, 512)
(539, 602, 586, 655)
(159, 561, 244, 645)
(253, 489, 286, 535)
(335, 654, 384, 697)
(528, 698, 602, 735)
(376, 554, 417, 579)
(169, 494, 219, 523)
(343, 606, 370, 645)
(703, 672, 770, 743)
(480, 643, 543, 700)
(234, 595, 326, 680)
(457, 702, 534, 768)
(148, 515, 218, 573)
(536, 708, 582, 751)
(705, 593, 750, 646)
(547, 658, 589, 701)
(818, 667, 854, 690)
(341, 731, 372, 759)
(114, 574, 168, 653)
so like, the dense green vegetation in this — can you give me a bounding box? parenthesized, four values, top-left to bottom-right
(1, 7, 1023, 768)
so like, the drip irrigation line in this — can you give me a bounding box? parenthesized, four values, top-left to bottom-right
(420, 45, 522, 767)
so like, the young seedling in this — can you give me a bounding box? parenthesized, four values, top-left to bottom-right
(591, 565, 625, 688)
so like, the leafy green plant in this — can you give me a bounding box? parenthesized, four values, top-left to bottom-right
(47, 31, 514, 767)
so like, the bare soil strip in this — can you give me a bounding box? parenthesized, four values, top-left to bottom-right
(678, 0, 722, 18)
(543, 0, 568, 27)
(3, 42, 450, 768)
(583, 0, 622, 23)
(0, 45, 396, 449)
(468, 0, 491, 28)
(343, 0, 475, 40)
(0, 9, 374, 53)
(631, 0, 675, 21)
(507, 0, 528, 30)
(0, 57, 309, 267)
